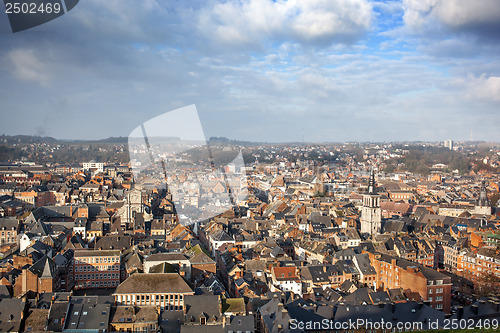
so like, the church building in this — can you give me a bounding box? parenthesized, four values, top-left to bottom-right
(360, 170, 382, 237)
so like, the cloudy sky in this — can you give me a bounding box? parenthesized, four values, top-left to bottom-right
(0, 0, 499, 142)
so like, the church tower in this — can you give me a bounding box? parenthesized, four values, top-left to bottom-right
(360, 169, 382, 236)
(474, 181, 492, 215)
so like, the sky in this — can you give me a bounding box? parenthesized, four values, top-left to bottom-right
(0, 0, 499, 143)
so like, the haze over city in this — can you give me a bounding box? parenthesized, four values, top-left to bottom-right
(1, 0, 500, 142)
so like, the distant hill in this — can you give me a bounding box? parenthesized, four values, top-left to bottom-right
(0, 134, 58, 144)
(0, 134, 128, 144)
(79, 136, 129, 144)
(208, 136, 263, 146)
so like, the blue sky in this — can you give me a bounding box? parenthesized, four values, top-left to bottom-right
(0, 0, 499, 142)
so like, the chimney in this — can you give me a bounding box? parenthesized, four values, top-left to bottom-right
(471, 304, 478, 315)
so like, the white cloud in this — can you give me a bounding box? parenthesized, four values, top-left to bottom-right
(3, 49, 50, 85)
(196, 0, 373, 47)
(403, 0, 500, 33)
(463, 74, 500, 102)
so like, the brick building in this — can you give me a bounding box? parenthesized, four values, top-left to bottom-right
(14, 256, 58, 296)
(369, 253, 452, 313)
(71, 249, 121, 289)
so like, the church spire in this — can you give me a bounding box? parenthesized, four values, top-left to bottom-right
(478, 180, 489, 206)
(368, 168, 376, 194)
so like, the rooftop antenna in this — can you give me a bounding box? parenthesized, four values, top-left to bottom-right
(470, 129, 473, 142)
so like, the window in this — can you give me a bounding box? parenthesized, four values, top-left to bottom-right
(436, 304, 443, 310)
(429, 297, 433, 302)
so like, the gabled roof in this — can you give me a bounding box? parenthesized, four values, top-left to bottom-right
(114, 273, 192, 294)
(184, 295, 221, 322)
(29, 255, 57, 279)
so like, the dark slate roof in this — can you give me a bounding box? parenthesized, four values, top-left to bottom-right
(0, 216, 18, 230)
(63, 297, 110, 331)
(145, 253, 189, 262)
(95, 235, 132, 250)
(29, 255, 57, 278)
(450, 298, 500, 320)
(0, 285, 12, 299)
(381, 219, 408, 233)
(211, 229, 233, 242)
(224, 315, 254, 333)
(301, 265, 332, 284)
(354, 253, 377, 275)
(334, 302, 446, 327)
(184, 295, 221, 322)
(369, 291, 391, 304)
(0, 298, 24, 332)
(181, 325, 224, 333)
(343, 287, 374, 305)
(47, 301, 68, 332)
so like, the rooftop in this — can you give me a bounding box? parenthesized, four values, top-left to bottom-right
(114, 273, 193, 294)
